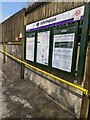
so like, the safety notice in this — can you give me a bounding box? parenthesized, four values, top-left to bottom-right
(52, 33, 75, 72)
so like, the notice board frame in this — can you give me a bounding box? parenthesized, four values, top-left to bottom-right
(50, 23, 79, 75)
(24, 31, 37, 64)
(24, 23, 79, 80)
(24, 28, 53, 72)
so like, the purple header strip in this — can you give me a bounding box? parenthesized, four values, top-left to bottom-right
(26, 16, 83, 32)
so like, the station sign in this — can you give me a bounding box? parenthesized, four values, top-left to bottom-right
(26, 5, 84, 32)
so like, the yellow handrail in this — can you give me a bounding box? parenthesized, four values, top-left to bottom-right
(0, 49, 88, 96)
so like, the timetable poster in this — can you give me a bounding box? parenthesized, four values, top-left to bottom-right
(52, 33, 75, 72)
(26, 33, 35, 61)
(37, 31, 50, 65)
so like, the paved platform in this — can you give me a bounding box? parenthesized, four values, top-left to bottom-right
(0, 50, 76, 119)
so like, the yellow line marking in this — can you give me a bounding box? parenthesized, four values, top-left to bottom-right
(0, 50, 88, 96)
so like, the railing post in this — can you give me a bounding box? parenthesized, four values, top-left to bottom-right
(20, 15, 26, 79)
(21, 39, 24, 79)
(3, 42, 6, 64)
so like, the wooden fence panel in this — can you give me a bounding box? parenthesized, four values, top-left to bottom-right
(2, 9, 25, 42)
(26, 2, 86, 25)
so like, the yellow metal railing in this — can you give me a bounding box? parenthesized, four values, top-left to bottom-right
(0, 49, 88, 96)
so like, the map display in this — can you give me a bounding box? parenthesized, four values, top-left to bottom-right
(37, 31, 50, 65)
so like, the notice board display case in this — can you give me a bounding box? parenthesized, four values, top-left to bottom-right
(51, 23, 79, 74)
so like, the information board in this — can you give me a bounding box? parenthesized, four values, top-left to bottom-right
(36, 31, 50, 65)
(26, 33, 35, 61)
(52, 33, 75, 72)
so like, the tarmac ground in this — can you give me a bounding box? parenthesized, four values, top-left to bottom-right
(0, 45, 76, 119)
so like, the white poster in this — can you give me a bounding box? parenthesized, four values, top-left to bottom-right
(26, 34, 35, 61)
(37, 31, 50, 65)
(52, 33, 75, 72)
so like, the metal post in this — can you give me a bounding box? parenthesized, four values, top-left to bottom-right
(77, 2, 90, 81)
(80, 3, 90, 119)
